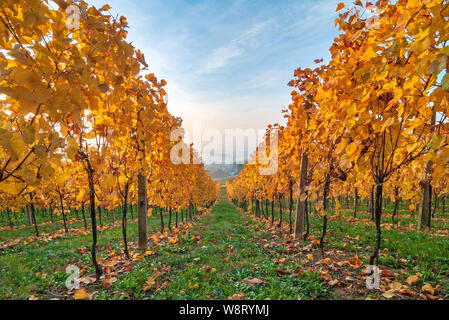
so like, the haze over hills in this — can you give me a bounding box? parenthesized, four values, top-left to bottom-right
(205, 163, 244, 180)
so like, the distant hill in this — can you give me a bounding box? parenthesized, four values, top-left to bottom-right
(205, 163, 244, 179)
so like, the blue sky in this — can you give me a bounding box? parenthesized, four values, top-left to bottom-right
(89, 0, 349, 162)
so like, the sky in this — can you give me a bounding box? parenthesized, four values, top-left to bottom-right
(89, 0, 350, 163)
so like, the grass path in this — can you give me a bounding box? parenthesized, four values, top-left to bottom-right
(98, 189, 329, 300)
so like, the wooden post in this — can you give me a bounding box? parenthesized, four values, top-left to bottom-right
(418, 110, 436, 230)
(293, 152, 308, 240)
(138, 173, 148, 251)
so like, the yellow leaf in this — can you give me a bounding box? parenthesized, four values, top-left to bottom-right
(436, 148, 449, 162)
(428, 134, 444, 151)
(143, 276, 156, 291)
(23, 126, 36, 145)
(346, 142, 358, 157)
(66, 138, 79, 161)
(406, 275, 420, 286)
(76, 189, 86, 202)
(361, 46, 377, 61)
(0, 133, 27, 160)
(103, 174, 115, 189)
(346, 103, 357, 117)
(74, 287, 89, 300)
(422, 283, 434, 295)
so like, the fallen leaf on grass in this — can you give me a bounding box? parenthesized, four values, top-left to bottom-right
(388, 281, 402, 291)
(422, 283, 435, 295)
(244, 278, 265, 286)
(345, 276, 355, 282)
(158, 282, 169, 291)
(348, 256, 363, 269)
(79, 276, 96, 285)
(74, 287, 90, 300)
(104, 260, 116, 268)
(380, 269, 394, 278)
(320, 272, 333, 282)
(329, 279, 340, 286)
(276, 268, 291, 275)
(382, 289, 396, 299)
(102, 277, 117, 288)
(397, 288, 416, 296)
(406, 275, 420, 285)
(420, 293, 439, 300)
(143, 276, 156, 291)
(316, 258, 331, 264)
(228, 293, 245, 300)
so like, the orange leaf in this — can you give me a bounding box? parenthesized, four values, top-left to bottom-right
(422, 283, 435, 295)
(406, 275, 420, 286)
(143, 276, 156, 291)
(136, 50, 148, 68)
(320, 272, 333, 282)
(74, 287, 89, 300)
(397, 288, 416, 296)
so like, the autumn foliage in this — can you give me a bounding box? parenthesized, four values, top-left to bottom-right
(227, 0, 449, 265)
(0, 0, 218, 275)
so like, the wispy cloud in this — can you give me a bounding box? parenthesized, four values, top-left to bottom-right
(198, 45, 244, 75)
(197, 19, 274, 75)
(233, 19, 274, 44)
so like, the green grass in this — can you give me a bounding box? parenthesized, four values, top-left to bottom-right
(92, 191, 330, 300)
(252, 200, 449, 297)
(0, 208, 178, 299)
(1, 188, 448, 300)
(0, 207, 137, 241)
(0, 190, 330, 300)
